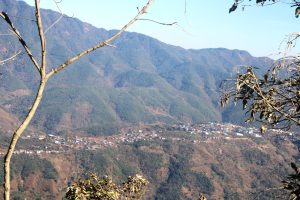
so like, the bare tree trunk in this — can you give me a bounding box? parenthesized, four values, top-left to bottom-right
(1, 1, 155, 199)
(3, 78, 47, 200)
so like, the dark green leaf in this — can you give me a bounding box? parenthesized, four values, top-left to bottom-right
(229, 3, 238, 13)
(295, 7, 300, 18)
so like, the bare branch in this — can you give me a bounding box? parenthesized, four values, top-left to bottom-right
(46, 0, 155, 78)
(103, 42, 117, 48)
(35, 0, 47, 76)
(138, 18, 191, 35)
(44, 0, 64, 34)
(0, 50, 22, 65)
(0, 32, 14, 36)
(0, 12, 41, 71)
(138, 18, 178, 26)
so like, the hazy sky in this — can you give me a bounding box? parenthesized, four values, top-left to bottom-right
(21, 0, 299, 57)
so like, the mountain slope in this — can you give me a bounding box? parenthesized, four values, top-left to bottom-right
(0, 0, 272, 135)
(0, 126, 297, 199)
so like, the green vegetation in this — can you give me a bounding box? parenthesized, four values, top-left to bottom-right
(223, 189, 240, 200)
(155, 144, 214, 199)
(211, 164, 225, 180)
(0, 133, 295, 199)
(0, 72, 27, 92)
(0, 155, 57, 185)
(241, 149, 270, 166)
(0, 158, 3, 185)
(194, 172, 214, 195)
(114, 92, 149, 123)
(12, 155, 58, 179)
(115, 71, 157, 87)
(0, 0, 298, 199)
(78, 124, 119, 136)
(0, 0, 273, 135)
(133, 147, 164, 182)
(76, 149, 139, 181)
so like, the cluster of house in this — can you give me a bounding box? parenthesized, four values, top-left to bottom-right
(0, 122, 295, 156)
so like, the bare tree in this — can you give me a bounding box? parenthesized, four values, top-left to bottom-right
(0, 0, 155, 199)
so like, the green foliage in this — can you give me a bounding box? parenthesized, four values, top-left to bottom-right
(32, 87, 118, 132)
(11, 155, 58, 180)
(115, 71, 157, 88)
(79, 124, 119, 136)
(211, 164, 225, 180)
(156, 144, 214, 199)
(76, 150, 111, 175)
(114, 92, 147, 123)
(241, 149, 270, 166)
(0, 72, 27, 91)
(0, 155, 57, 199)
(76, 150, 138, 181)
(134, 149, 164, 182)
(194, 173, 214, 195)
(223, 188, 240, 200)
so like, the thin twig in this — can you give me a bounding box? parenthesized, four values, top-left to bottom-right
(44, 0, 64, 34)
(46, 0, 155, 78)
(103, 42, 116, 48)
(138, 18, 177, 26)
(0, 33, 14, 36)
(0, 50, 22, 65)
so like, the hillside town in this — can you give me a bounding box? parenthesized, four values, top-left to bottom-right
(0, 122, 296, 156)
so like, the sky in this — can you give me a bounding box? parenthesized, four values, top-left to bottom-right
(21, 0, 300, 57)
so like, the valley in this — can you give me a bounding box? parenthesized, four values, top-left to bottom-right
(0, 123, 298, 199)
(0, 122, 295, 156)
(0, 1, 298, 199)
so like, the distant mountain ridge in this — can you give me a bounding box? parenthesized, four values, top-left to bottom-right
(0, 0, 272, 135)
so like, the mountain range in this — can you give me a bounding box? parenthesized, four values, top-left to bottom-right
(1, 1, 298, 200)
(0, 0, 272, 136)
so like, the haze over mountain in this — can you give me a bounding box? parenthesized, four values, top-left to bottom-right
(0, 0, 272, 135)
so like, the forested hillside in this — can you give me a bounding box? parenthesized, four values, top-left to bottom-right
(0, 0, 272, 136)
(0, 1, 298, 199)
(0, 125, 297, 199)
